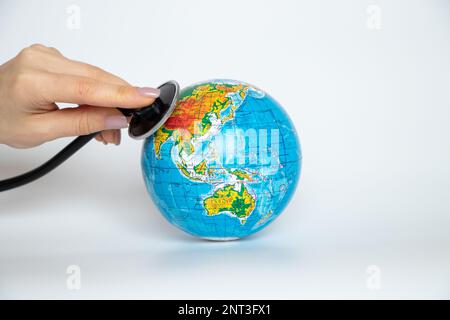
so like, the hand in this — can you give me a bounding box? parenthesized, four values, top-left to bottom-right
(0, 44, 160, 148)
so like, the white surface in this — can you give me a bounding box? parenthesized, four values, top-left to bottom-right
(0, 0, 450, 299)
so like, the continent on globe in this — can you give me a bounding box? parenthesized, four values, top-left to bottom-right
(203, 183, 256, 224)
(153, 82, 253, 160)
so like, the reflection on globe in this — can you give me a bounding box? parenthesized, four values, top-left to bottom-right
(141, 79, 302, 240)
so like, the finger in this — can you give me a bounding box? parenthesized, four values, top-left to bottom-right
(28, 44, 63, 56)
(114, 130, 121, 145)
(95, 133, 107, 144)
(29, 105, 129, 140)
(57, 59, 129, 85)
(101, 129, 121, 145)
(36, 72, 159, 108)
(38, 53, 129, 85)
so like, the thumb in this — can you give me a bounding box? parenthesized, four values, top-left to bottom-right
(34, 105, 128, 140)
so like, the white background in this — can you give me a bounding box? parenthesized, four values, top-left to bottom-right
(0, 0, 449, 299)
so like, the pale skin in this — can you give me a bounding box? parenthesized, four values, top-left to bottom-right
(0, 44, 160, 148)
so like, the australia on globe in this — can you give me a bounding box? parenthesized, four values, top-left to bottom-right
(141, 79, 302, 240)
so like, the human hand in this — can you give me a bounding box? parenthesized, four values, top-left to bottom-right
(0, 44, 160, 148)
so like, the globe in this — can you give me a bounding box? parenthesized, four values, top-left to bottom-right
(141, 79, 301, 240)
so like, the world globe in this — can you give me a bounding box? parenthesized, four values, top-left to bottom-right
(141, 79, 302, 240)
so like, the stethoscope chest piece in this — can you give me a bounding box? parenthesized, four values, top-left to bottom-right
(127, 80, 179, 140)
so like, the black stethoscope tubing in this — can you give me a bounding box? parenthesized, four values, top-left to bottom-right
(0, 133, 96, 192)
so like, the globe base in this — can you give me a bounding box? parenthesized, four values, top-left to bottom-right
(201, 237, 240, 242)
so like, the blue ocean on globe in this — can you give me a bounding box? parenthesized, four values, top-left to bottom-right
(141, 79, 301, 240)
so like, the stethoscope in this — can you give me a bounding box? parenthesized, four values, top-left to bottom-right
(0, 80, 180, 192)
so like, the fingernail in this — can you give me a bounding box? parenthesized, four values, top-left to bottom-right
(136, 87, 160, 98)
(105, 115, 128, 129)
